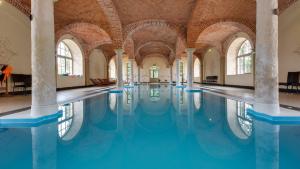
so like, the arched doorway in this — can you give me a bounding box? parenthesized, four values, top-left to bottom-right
(109, 59, 116, 80)
(194, 58, 201, 82)
(149, 64, 159, 83)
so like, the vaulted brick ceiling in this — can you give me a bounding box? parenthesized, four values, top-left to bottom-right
(6, 0, 299, 62)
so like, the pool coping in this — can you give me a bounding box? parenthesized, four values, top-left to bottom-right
(247, 108, 300, 124)
(0, 110, 63, 128)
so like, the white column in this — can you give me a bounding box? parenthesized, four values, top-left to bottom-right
(115, 49, 124, 88)
(129, 59, 134, 86)
(186, 48, 195, 89)
(31, 0, 57, 116)
(169, 65, 173, 84)
(176, 58, 181, 86)
(137, 66, 141, 84)
(255, 0, 279, 113)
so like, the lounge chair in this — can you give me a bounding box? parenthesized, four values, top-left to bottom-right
(203, 76, 218, 84)
(90, 78, 115, 86)
(279, 72, 300, 92)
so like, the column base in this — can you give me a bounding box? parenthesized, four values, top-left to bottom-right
(31, 104, 59, 118)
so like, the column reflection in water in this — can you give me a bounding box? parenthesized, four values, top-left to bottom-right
(175, 88, 190, 137)
(187, 92, 194, 130)
(116, 93, 124, 131)
(169, 85, 173, 108)
(31, 122, 57, 169)
(122, 88, 137, 139)
(255, 120, 279, 169)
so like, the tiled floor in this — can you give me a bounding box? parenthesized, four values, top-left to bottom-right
(198, 84, 300, 109)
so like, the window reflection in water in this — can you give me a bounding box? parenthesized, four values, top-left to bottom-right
(194, 92, 201, 110)
(237, 102, 253, 137)
(179, 90, 184, 105)
(125, 91, 132, 104)
(149, 88, 160, 102)
(58, 103, 74, 138)
(109, 94, 117, 111)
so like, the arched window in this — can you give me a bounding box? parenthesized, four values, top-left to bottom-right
(109, 59, 116, 79)
(227, 38, 253, 75)
(237, 40, 253, 74)
(194, 58, 201, 78)
(150, 65, 159, 78)
(57, 42, 73, 75)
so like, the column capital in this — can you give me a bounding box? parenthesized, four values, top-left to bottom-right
(114, 48, 124, 55)
(185, 48, 196, 54)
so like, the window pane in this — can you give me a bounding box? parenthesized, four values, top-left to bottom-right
(238, 40, 252, 56)
(57, 42, 73, 75)
(245, 56, 251, 73)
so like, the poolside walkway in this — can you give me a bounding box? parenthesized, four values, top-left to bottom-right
(0, 86, 114, 115)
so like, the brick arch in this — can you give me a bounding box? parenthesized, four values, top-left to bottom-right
(197, 21, 255, 45)
(56, 33, 90, 58)
(56, 22, 113, 57)
(97, 0, 123, 48)
(123, 20, 187, 62)
(135, 41, 175, 61)
(188, 19, 256, 48)
(123, 38, 135, 59)
(123, 19, 187, 53)
(4, 0, 31, 18)
(140, 53, 170, 68)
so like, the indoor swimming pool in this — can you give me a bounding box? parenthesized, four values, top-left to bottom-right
(0, 85, 300, 169)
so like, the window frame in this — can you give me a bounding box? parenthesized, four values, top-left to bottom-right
(179, 61, 184, 82)
(236, 40, 253, 75)
(126, 62, 132, 82)
(57, 42, 74, 76)
(150, 65, 159, 79)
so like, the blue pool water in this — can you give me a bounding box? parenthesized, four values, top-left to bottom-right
(1, 85, 300, 169)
